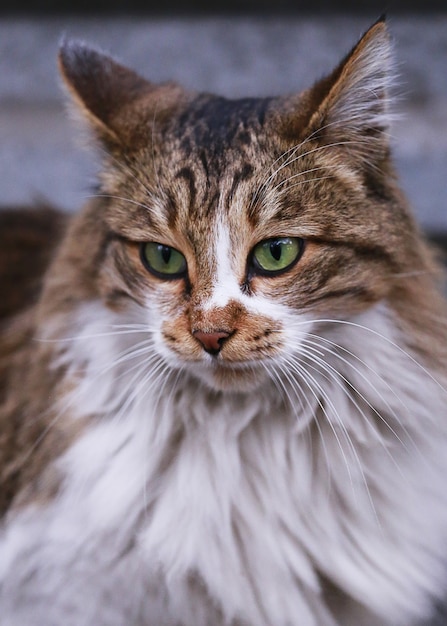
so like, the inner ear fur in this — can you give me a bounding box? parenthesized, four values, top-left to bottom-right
(280, 18, 394, 165)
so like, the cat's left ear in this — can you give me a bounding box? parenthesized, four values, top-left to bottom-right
(58, 39, 186, 151)
(287, 17, 396, 165)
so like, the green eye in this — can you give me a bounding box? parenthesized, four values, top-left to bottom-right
(252, 237, 303, 275)
(141, 243, 187, 279)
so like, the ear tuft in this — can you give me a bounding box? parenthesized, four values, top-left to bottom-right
(302, 18, 398, 166)
(326, 18, 394, 133)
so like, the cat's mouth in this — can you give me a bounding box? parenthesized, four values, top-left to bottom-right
(190, 359, 268, 392)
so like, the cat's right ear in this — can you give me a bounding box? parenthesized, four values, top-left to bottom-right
(58, 39, 185, 151)
(280, 18, 396, 169)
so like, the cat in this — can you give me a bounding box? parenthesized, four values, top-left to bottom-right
(1, 16, 447, 626)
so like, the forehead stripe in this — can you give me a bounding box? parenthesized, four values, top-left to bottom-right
(227, 162, 254, 205)
(175, 167, 197, 214)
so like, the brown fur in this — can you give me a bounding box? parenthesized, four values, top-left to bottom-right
(0, 206, 68, 322)
(0, 19, 446, 525)
(0, 207, 77, 515)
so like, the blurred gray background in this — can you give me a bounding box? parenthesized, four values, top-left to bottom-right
(0, 13, 446, 239)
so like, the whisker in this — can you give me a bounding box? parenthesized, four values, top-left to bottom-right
(106, 337, 154, 363)
(252, 120, 344, 201)
(250, 138, 369, 211)
(250, 112, 385, 210)
(270, 166, 328, 193)
(300, 336, 413, 449)
(96, 146, 156, 200)
(111, 359, 169, 424)
(284, 316, 447, 398)
(20, 335, 162, 467)
(265, 360, 307, 417)
(298, 341, 409, 480)
(311, 319, 447, 397)
(281, 175, 336, 193)
(270, 360, 333, 492)
(36, 328, 151, 344)
(281, 353, 381, 524)
(66, 358, 174, 508)
(303, 332, 422, 432)
(83, 193, 155, 213)
(142, 364, 186, 515)
(280, 354, 355, 489)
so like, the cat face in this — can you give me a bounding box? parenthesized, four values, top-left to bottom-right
(84, 118, 397, 393)
(51, 21, 429, 393)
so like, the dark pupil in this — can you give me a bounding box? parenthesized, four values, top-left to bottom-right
(270, 241, 282, 261)
(161, 246, 171, 264)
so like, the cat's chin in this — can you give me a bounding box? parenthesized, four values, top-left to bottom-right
(192, 362, 268, 393)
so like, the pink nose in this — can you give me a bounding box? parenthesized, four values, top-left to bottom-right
(193, 330, 231, 354)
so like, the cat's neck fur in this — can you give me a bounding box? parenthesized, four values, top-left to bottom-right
(3, 296, 446, 626)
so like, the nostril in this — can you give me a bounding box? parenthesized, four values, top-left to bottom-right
(193, 330, 231, 355)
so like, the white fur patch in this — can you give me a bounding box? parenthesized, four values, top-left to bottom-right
(1, 302, 447, 626)
(203, 220, 296, 321)
(204, 221, 240, 309)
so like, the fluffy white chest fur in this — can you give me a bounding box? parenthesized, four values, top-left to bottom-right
(1, 303, 447, 626)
